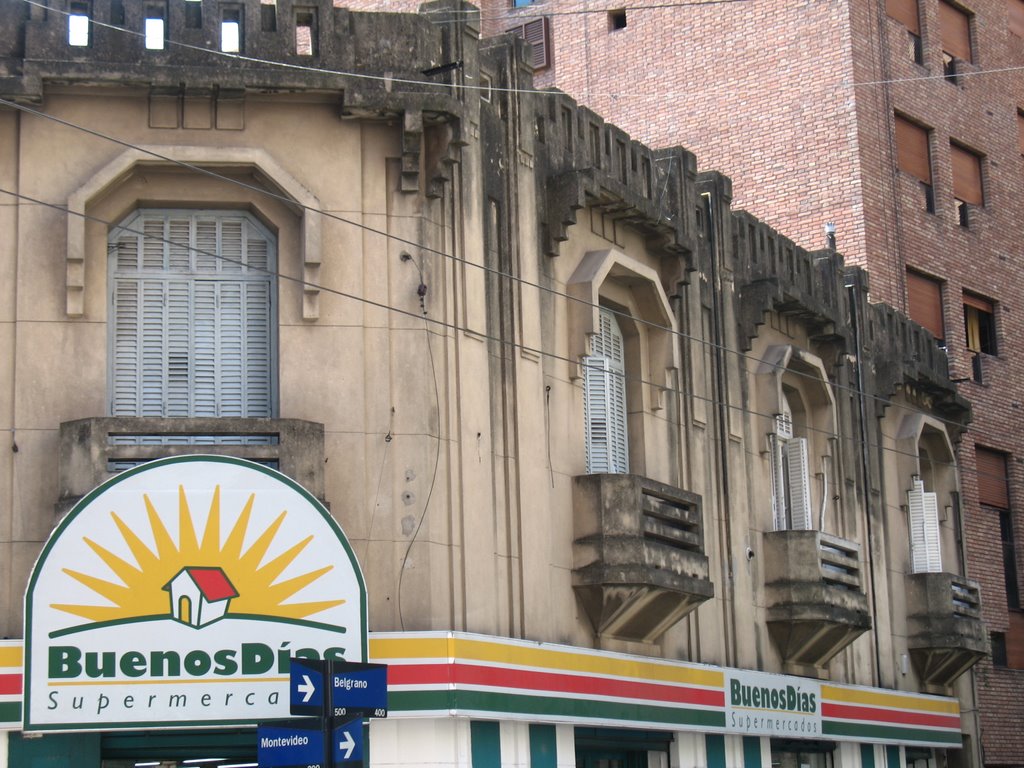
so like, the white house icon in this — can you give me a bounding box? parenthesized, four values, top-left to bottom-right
(162, 566, 239, 628)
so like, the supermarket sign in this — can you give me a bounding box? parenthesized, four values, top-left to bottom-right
(23, 456, 366, 731)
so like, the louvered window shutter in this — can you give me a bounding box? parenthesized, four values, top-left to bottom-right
(111, 211, 275, 419)
(784, 437, 813, 530)
(770, 435, 787, 531)
(584, 309, 628, 474)
(909, 479, 943, 573)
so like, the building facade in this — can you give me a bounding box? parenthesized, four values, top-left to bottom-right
(0, 1, 990, 767)
(469, 0, 1024, 764)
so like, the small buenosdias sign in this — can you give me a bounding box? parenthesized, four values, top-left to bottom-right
(24, 455, 367, 731)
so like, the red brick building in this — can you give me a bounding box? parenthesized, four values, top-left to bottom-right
(471, 0, 1024, 764)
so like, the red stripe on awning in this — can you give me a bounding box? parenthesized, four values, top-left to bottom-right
(389, 663, 723, 707)
(0, 673, 22, 695)
(822, 702, 960, 730)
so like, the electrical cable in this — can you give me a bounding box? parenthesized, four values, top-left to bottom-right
(0, 185, 992, 482)
(0, 95, 979, 441)
(395, 254, 443, 632)
(20, 0, 1024, 100)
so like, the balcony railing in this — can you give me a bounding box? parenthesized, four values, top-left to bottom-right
(572, 473, 713, 643)
(57, 417, 326, 516)
(905, 571, 987, 689)
(763, 530, 871, 675)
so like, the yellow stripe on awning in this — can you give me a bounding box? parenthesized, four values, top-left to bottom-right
(0, 646, 23, 668)
(821, 685, 959, 714)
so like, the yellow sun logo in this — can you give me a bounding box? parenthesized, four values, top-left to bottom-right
(52, 485, 345, 626)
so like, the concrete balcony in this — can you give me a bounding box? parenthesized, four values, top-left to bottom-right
(572, 473, 713, 643)
(905, 572, 988, 690)
(57, 417, 326, 516)
(763, 531, 871, 675)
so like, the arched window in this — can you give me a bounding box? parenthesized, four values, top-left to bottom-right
(108, 210, 277, 418)
(584, 308, 628, 473)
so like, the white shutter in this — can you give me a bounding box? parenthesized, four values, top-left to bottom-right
(112, 278, 141, 416)
(584, 355, 610, 473)
(110, 210, 275, 420)
(784, 437, 812, 530)
(584, 308, 629, 474)
(770, 435, 787, 531)
(909, 479, 942, 573)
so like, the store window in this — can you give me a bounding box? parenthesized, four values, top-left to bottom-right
(770, 739, 836, 768)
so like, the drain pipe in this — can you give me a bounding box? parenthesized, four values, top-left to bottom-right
(702, 191, 739, 668)
(844, 272, 884, 688)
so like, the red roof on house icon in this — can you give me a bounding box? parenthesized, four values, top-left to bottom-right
(172, 567, 239, 601)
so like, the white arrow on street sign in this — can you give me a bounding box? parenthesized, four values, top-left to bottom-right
(298, 674, 316, 704)
(296, 671, 315, 704)
(337, 729, 356, 760)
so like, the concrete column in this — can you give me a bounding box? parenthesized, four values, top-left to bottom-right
(670, 731, 708, 768)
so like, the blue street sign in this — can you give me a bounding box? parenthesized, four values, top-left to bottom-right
(330, 662, 388, 719)
(257, 723, 325, 768)
(289, 657, 326, 717)
(333, 720, 365, 764)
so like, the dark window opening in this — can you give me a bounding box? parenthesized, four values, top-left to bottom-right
(992, 631, 1008, 667)
(185, 0, 202, 29)
(1000, 509, 1021, 609)
(110, 0, 125, 25)
(261, 1, 277, 32)
(943, 53, 959, 83)
(608, 9, 627, 31)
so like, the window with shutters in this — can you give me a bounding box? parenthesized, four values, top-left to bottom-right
(963, 292, 996, 381)
(894, 114, 934, 213)
(755, 346, 839, 533)
(975, 446, 1020, 610)
(1011, 0, 1024, 37)
(770, 391, 813, 531)
(908, 478, 942, 573)
(108, 210, 276, 420)
(939, 1, 973, 81)
(950, 142, 984, 226)
(895, 419, 960, 575)
(508, 17, 551, 70)
(584, 308, 628, 474)
(906, 270, 945, 345)
(886, 0, 923, 63)
(569, 247, 677, 481)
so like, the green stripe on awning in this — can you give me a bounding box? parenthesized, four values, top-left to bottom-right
(825, 721, 961, 746)
(0, 701, 20, 725)
(452, 689, 727, 728)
